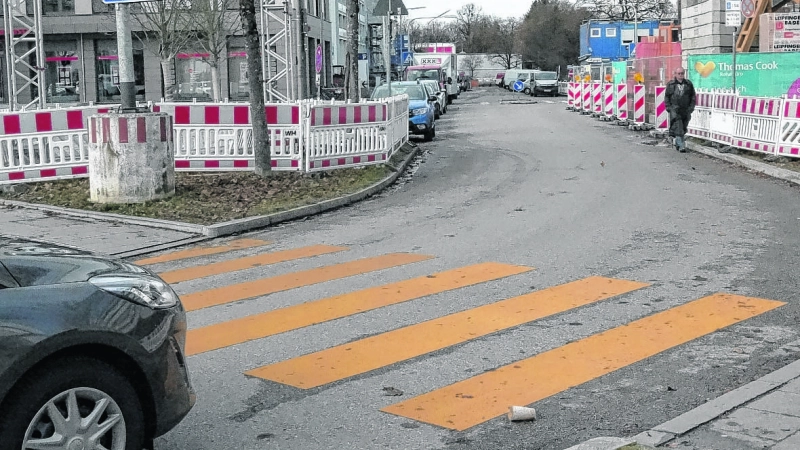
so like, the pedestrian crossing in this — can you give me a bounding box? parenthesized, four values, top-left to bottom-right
(135, 238, 786, 432)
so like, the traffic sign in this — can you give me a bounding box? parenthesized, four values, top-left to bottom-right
(512, 80, 524, 92)
(741, 0, 756, 18)
(726, 1, 740, 10)
(726, 10, 742, 27)
(401, 52, 414, 65)
(315, 45, 323, 74)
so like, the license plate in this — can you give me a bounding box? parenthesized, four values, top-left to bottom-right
(544, 89, 552, 92)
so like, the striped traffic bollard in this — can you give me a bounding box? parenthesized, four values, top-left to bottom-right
(616, 84, 628, 121)
(583, 83, 591, 113)
(567, 83, 574, 108)
(633, 85, 646, 124)
(655, 85, 668, 131)
(604, 83, 614, 118)
(592, 82, 602, 114)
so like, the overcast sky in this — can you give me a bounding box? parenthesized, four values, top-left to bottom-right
(401, 0, 531, 20)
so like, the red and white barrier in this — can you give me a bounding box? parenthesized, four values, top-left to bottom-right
(709, 91, 737, 145)
(592, 82, 602, 114)
(567, 83, 576, 108)
(777, 99, 800, 156)
(582, 83, 591, 112)
(616, 84, 628, 121)
(604, 84, 614, 118)
(732, 96, 783, 154)
(633, 85, 646, 124)
(655, 86, 668, 131)
(688, 91, 713, 139)
(154, 103, 300, 125)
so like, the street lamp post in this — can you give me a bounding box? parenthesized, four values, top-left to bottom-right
(405, 11, 454, 63)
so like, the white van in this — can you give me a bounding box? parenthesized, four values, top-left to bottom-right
(502, 69, 522, 90)
(529, 71, 559, 97)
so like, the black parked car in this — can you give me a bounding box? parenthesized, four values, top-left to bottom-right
(0, 237, 195, 450)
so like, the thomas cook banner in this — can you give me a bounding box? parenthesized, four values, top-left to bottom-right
(688, 53, 800, 98)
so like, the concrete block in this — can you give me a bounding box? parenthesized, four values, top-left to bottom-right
(561, 436, 635, 450)
(634, 429, 675, 447)
(89, 112, 175, 204)
(747, 391, 800, 418)
(779, 378, 800, 395)
(711, 407, 800, 443)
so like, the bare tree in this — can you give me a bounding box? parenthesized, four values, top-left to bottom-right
(346, 0, 360, 102)
(577, 0, 675, 21)
(459, 54, 483, 78)
(240, 0, 271, 176)
(455, 3, 484, 52)
(133, 0, 194, 101)
(490, 18, 520, 69)
(518, 0, 587, 70)
(189, 0, 242, 101)
(408, 21, 459, 51)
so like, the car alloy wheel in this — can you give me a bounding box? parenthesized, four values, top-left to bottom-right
(24, 387, 127, 450)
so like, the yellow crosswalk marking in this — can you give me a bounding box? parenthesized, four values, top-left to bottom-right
(381, 293, 785, 431)
(186, 262, 532, 356)
(245, 276, 649, 388)
(134, 238, 271, 265)
(181, 253, 433, 312)
(159, 244, 348, 283)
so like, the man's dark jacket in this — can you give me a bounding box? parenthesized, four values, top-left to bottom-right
(665, 78, 696, 115)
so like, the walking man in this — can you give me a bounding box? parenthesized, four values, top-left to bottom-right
(665, 67, 696, 153)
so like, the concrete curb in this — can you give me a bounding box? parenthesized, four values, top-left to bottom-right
(0, 142, 420, 247)
(687, 140, 800, 187)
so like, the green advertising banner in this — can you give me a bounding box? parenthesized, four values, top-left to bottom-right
(688, 53, 800, 98)
(612, 61, 627, 84)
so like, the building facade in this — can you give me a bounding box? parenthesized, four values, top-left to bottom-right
(1, 0, 383, 107)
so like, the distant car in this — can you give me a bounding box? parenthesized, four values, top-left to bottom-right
(0, 237, 196, 450)
(371, 81, 436, 141)
(418, 79, 447, 118)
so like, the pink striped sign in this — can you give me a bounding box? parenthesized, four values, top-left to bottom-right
(0, 166, 88, 183)
(310, 104, 388, 126)
(616, 84, 628, 120)
(0, 107, 109, 136)
(603, 83, 614, 117)
(592, 82, 602, 113)
(655, 86, 668, 130)
(582, 83, 591, 112)
(633, 85, 646, 124)
(155, 104, 300, 125)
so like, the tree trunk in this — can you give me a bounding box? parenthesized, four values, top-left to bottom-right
(161, 57, 176, 102)
(346, 0, 360, 102)
(210, 59, 221, 102)
(240, 0, 271, 177)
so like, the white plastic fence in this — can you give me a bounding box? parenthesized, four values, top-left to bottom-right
(567, 82, 800, 158)
(0, 97, 410, 184)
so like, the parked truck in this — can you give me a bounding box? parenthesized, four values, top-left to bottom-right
(406, 43, 459, 104)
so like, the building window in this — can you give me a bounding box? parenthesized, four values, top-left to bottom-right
(228, 50, 249, 101)
(45, 41, 80, 104)
(95, 39, 145, 103)
(590, 28, 601, 37)
(26, 0, 74, 14)
(175, 52, 213, 101)
(606, 28, 617, 37)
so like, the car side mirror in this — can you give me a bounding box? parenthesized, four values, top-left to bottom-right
(428, 96, 437, 102)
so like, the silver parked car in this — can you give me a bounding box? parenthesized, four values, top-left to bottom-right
(417, 79, 447, 119)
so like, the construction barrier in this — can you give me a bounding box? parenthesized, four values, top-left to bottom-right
(582, 83, 591, 113)
(604, 84, 614, 118)
(633, 85, 646, 125)
(776, 99, 800, 157)
(655, 86, 668, 131)
(616, 84, 628, 121)
(592, 82, 602, 114)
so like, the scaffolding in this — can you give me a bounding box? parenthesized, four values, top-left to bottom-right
(260, 0, 294, 102)
(2, 0, 46, 110)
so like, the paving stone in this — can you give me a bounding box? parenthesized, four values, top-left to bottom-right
(778, 378, 800, 395)
(710, 407, 800, 443)
(748, 391, 800, 418)
(772, 430, 800, 450)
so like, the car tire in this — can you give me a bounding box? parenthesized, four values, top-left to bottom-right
(423, 124, 435, 142)
(435, 104, 441, 119)
(0, 356, 147, 450)
(523, 88, 531, 95)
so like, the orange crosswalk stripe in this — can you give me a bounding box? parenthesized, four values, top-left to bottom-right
(245, 276, 649, 388)
(381, 293, 785, 431)
(186, 262, 532, 355)
(159, 244, 348, 283)
(134, 238, 271, 265)
(181, 253, 433, 312)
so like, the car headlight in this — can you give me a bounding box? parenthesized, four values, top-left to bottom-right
(90, 274, 180, 309)
(411, 108, 428, 116)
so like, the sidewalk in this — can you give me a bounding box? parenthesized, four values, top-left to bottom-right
(566, 359, 800, 450)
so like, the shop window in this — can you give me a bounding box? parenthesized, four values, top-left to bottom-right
(95, 40, 145, 103)
(228, 50, 249, 101)
(175, 53, 213, 101)
(45, 44, 80, 104)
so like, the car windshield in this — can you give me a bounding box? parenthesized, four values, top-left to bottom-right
(536, 72, 558, 80)
(408, 70, 440, 81)
(371, 85, 427, 101)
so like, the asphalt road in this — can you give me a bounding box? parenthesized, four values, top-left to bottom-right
(153, 86, 800, 450)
